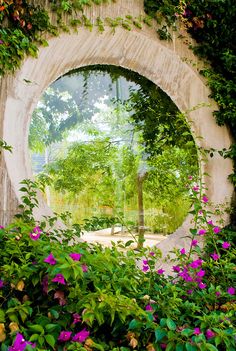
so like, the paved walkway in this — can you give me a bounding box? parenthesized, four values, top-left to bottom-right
(82, 227, 166, 247)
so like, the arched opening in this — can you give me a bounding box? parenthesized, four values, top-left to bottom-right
(28, 64, 199, 245)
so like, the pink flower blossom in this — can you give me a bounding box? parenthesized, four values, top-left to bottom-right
(213, 226, 221, 234)
(197, 269, 205, 277)
(206, 329, 215, 339)
(180, 248, 186, 255)
(227, 287, 235, 295)
(72, 328, 90, 343)
(194, 327, 201, 335)
(72, 313, 82, 324)
(9, 333, 35, 351)
(207, 220, 214, 225)
(0, 280, 4, 288)
(172, 265, 181, 272)
(149, 251, 155, 256)
(187, 289, 193, 295)
(198, 229, 206, 236)
(202, 196, 208, 203)
(215, 291, 221, 297)
(82, 264, 88, 273)
(157, 269, 165, 275)
(192, 186, 199, 192)
(145, 304, 153, 311)
(52, 274, 66, 285)
(58, 331, 72, 342)
(69, 253, 82, 261)
(211, 252, 220, 261)
(188, 175, 193, 180)
(143, 259, 149, 265)
(222, 242, 230, 249)
(44, 253, 57, 265)
(30, 226, 42, 240)
(142, 265, 149, 272)
(191, 239, 198, 247)
(198, 282, 207, 289)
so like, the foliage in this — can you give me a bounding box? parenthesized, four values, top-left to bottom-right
(0, 179, 235, 350)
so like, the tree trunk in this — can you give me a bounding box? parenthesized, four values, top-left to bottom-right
(137, 173, 146, 249)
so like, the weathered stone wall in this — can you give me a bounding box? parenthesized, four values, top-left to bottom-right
(0, 1, 233, 253)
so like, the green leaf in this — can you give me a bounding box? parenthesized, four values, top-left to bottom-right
(176, 344, 184, 351)
(186, 343, 198, 351)
(29, 334, 39, 342)
(166, 318, 176, 331)
(45, 323, 61, 333)
(181, 328, 193, 337)
(155, 328, 166, 341)
(166, 342, 175, 351)
(205, 344, 218, 351)
(129, 319, 143, 330)
(45, 334, 56, 348)
(28, 324, 44, 334)
(0, 309, 5, 322)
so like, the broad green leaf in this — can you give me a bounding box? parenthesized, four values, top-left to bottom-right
(166, 318, 176, 331)
(45, 334, 56, 348)
(176, 344, 184, 351)
(28, 324, 44, 334)
(0, 309, 5, 322)
(29, 334, 39, 342)
(155, 328, 166, 342)
(181, 328, 193, 337)
(186, 343, 198, 351)
(205, 344, 218, 351)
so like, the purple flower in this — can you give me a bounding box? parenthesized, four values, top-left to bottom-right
(143, 259, 149, 265)
(192, 186, 199, 192)
(9, 333, 35, 351)
(72, 313, 82, 324)
(198, 229, 206, 236)
(198, 282, 207, 289)
(172, 265, 181, 272)
(52, 274, 66, 285)
(149, 251, 155, 256)
(180, 248, 186, 255)
(194, 327, 201, 335)
(206, 329, 215, 339)
(197, 269, 205, 277)
(207, 220, 214, 226)
(189, 259, 203, 269)
(157, 269, 165, 275)
(0, 41, 3, 45)
(30, 226, 42, 240)
(188, 175, 193, 180)
(187, 289, 193, 295)
(142, 265, 149, 272)
(69, 253, 82, 261)
(211, 252, 220, 261)
(213, 226, 221, 234)
(145, 304, 153, 311)
(58, 331, 72, 342)
(44, 253, 57, 265)
(0, 225, 4, 229)
(202, 196, 208, 203)
(72, 328, 90, 343)
(227, 287, 235, 295)
(215, 291, 221, 297)
(82, 264, 88, 273)
(222, 242, 230, 249)
(191, 239, 198, 247)
(0, 279, 4, 288)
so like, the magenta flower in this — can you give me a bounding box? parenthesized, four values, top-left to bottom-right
(192, 186, 199, 192)
(157, 269, 165, 275)
(143, 259, 149, 265)
(72, 328, 90, 343)
(149, 251, 155, 256)
(180, 248, 186, 255)
(215, 291, 221, 297)
(172, 265, 181, 272)
(188, 175, 193, 180)
(0, 279, 4, 288)
(213, 226, 221, 234)
(82, 264, 88, 273)
(206, 329, 215, 339)
(145, 304, 153, 311)
(0, 225, 4, 229)
(202, 196, 208, 203)
(52, 274, 66, 285)
(194, 327, 201, 335)
(58, 331, 72, 342)
(30, 226, 42, 240)
(9, 333, 35, 351)
(187, 289, 193, 295)
(198, 282, 207, 289)
(222, 242, 230, 249)
(142, 265, 149, 272)
(198, 229, 206, 236)
(227, 287, 235, 295)
(72, 313, 82, 324)
(207, 220, 214, 226)
(197, 269, 205, 277)
(44, 253, 57, 265)
(211, 252, 220, 261)
(191, 239, 198, 247)
(69, 253, 82, 261)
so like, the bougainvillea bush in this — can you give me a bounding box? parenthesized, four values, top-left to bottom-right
(0, 179, 235, 351)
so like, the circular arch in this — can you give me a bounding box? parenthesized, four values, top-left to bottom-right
(2, 27, 233, 253)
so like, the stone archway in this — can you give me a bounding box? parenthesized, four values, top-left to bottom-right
(0, 1, 233, 253)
